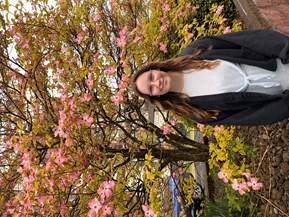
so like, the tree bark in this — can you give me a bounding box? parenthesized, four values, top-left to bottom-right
(106, 145, 209, 162)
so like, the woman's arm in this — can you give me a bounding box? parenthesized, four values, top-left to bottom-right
(202, 90, 289, 126)
(181, 29, 289, 63)
(215, 29, 289, 63)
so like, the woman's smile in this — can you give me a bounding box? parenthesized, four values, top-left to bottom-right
(159, 76, 163, 91)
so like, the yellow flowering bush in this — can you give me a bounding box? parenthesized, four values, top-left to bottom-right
(197, 124, 262, 215)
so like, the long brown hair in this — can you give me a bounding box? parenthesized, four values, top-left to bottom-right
(131, 53, 219, 121)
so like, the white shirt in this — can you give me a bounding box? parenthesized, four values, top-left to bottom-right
(182, 59, 288, 97)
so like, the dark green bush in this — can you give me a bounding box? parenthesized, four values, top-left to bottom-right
(190, 0, 237, 25)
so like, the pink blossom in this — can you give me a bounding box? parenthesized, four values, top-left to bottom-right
(111, 92, 124, 106)
(241, 181, 250, 192)
(21, 152, 32, 169)
(7, 208, 15, 214)
(38, 196, 46, 206)
(119, 26, 127, 36)
(21, 195, 32, 210)
(111, 97, 121, 106)
(215, 5, 224, 16)
(69, 97, 76, 111)
(23, 174, 35, 187)
(213, 125, 224, 136)
(78, 113, 93, 126)
(74, 33, 83, 44)
(240, 172, 251, 179)
(120, 60, 127, 67)
(17, 166, 24, 174)
(133, 36, 141, 43)
(219, 18, 227, 25)
(158, 16, 166, 22)
(160, 25, 168, 32)
(185, 33, 194, 41)
(88, 198, 102, 217)
(97, 181, 115, 202)
(217, 168, 229, 183)
(196, 123, 204, 132)
(224, 27, 232, 34)
(92, 14, 100, 22)
(94, 52, 100, 59)
(160, 124, 172, 135)
(21, 38, 30, 49)
(59, 110, 67, 125)
(45, 177, 54, 190)
(54, 124, 67, 138)
(79, 93, 91, 102)
(121, 74, 130, 82)
(38, 195, 53, 206)
(142, 205, 157, 217)
(120, 50, 126, 57)
(55, 149, 65, 165)
(247, 177, 263, 190)
(86, 74, 94, 90)
(231, 179, 249, 195)
(170, 119, 176, 126)
(162, 4, 170, 12)
(45, 160, 51, 171)
(118, 82, 126, 90)
(159, 42, 167, 53)
(89, 64, 95, 71)
(106, 66, 115, 75)
(115, 92, 124, 100)
(82, 113, 94, 126)
(39, 112, 45, 121)
(8, 25, 17, 35)
(101, 204, 113, 216)
(116, 36, 126, 47)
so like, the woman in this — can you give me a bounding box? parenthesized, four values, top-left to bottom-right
(132, 29, 289, 126)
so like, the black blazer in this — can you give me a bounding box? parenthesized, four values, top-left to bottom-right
(179, 29, 289, 126)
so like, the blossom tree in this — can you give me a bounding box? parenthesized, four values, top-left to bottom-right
(0, 0, 241, 216)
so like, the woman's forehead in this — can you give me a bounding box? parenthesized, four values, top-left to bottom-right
(135, 72, 150, 95)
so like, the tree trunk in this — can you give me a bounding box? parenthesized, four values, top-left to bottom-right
(106, 145, 209, 162)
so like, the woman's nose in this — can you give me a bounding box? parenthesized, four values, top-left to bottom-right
(151, 79, 160, 87)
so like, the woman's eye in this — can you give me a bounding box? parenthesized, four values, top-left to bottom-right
(150, 86, 154, 95)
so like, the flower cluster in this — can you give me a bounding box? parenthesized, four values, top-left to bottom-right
(210, 4, 233, 34)
(111, 75, 130, 106)
(142, 205, 157, 217)
(88, 181, 116, 217)
(160, 119, 176, 135)
(218, 168, 263, 195)
(116, 26, 127, 47)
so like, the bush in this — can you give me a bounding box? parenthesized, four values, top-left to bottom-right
(196, 125, 261, 216)
(189, 0, 237, 26)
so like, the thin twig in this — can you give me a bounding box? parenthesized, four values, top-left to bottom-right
(265, 161, 273, 216)
(255, 144, 272, 174)
(258, 193, 289, 217)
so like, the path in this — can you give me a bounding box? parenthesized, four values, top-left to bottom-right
(233, 0, 289, 36)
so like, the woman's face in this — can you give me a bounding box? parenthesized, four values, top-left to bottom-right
(135, 70, 171, 96)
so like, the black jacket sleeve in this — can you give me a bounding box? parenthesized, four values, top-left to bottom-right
(213, 29, 289, 63)
(193, 91, 289, 126)
(180, 29, 289, 70)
